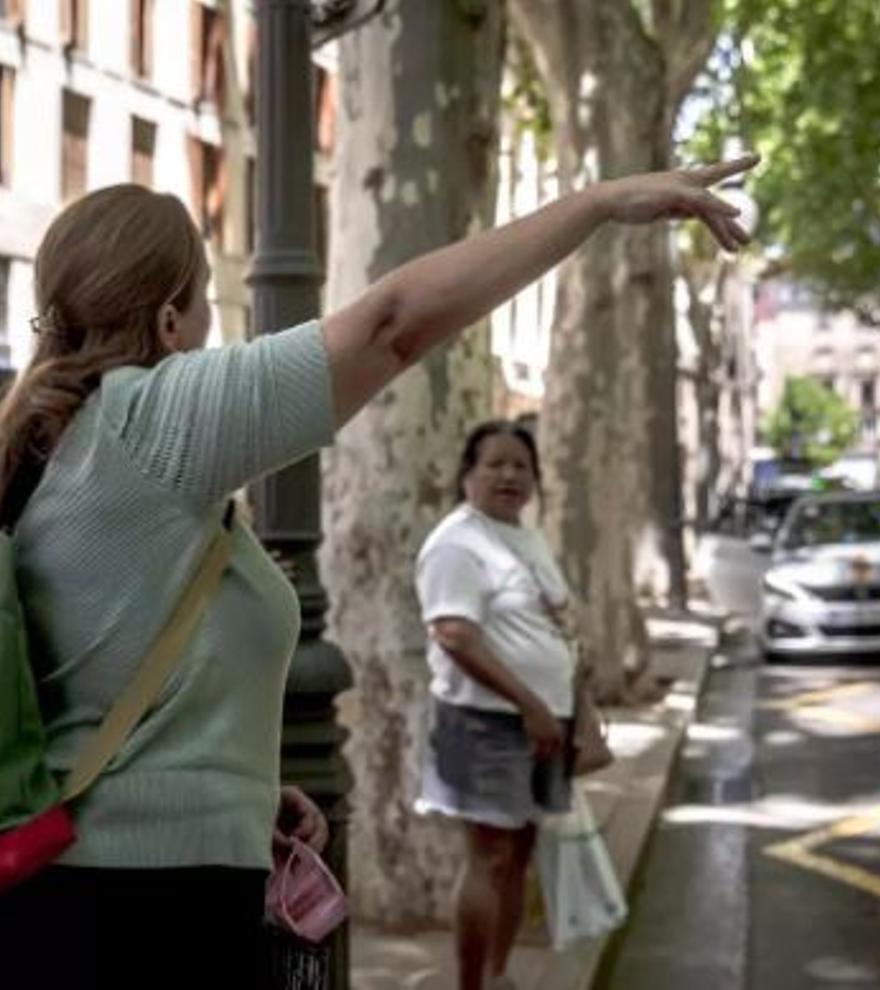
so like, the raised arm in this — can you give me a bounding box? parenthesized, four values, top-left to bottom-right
(322, 154, 759, 425)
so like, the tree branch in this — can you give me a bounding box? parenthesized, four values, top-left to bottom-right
(650, 0, 719, 114)
(311, 0, 386, 50)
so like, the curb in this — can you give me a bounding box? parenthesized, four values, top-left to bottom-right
(570, 634, 716, 990)
(349, 627, 718, 990)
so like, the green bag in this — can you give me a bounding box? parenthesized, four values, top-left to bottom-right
(0, 528, 61, 819)
(0, 528, 76, 891)
(0, 499, 235, 892)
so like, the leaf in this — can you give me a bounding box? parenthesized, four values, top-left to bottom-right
(686, 0, 880, 313)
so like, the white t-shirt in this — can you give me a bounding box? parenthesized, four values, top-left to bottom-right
(416, 504, 575, 717)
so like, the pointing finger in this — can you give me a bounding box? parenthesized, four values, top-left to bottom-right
(690, 153, 761, 188)
(702, 211, 739, 252)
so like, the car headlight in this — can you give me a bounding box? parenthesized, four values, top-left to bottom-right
(762, 575, 806, 601)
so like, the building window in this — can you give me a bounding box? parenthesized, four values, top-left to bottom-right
(191, 2, 225, 110)
(0, 1, 26, 29)
(315, 183, 328, 269)
(0, 66, 13, 187)
(859, 378, 876, 441)
(61, 89, 90, 200)
(131, 115, 155, 187)
(244, 15, 256, 125)
(187, 137, 226, 248)
(314, 66, 335, 154)
(130, 0, 153, 79)
(0, 257, 10, 367)
(60, 0, 88, 53)
(246, 156, 255, 254)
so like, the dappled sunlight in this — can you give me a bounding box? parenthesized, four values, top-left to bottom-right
(645, 615, 720, 647)
(786, 707, 880, 736)
(759, 676, 880, 736)
(763, 728, 809, 747)
(804, 957, 880, 984)
(605, 720, 668, 759)
(686, 722, 746, 743)
(664, 793, 880, 831)
(661, 689, 699, 714)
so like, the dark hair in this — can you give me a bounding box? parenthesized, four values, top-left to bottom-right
(454, 419, 543, 502)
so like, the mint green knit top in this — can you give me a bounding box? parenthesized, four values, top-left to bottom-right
(12, 320, 335, 870)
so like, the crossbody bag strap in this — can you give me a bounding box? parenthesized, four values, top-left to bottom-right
(62, 504, 235, 801)
(466, 506, 574, 640)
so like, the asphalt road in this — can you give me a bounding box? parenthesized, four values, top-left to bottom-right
(595, 628, 880, 989)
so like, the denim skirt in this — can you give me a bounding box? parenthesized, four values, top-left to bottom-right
(415, 698, 572, 830)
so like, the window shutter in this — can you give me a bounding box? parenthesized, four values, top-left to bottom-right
(186, 134, 204, 229)
(204, 10, 226, 111)
(190, 2, 204, 103)
(130, 0, 140, 73)
(75, 0, 88, 51)
(7, 0, 25, 29)
(206, 144, 226, 248)
(142, 0, 153, 79)
(0, 68, 13, 187)
(244, 16, 256, 125)
(59, 0, 73, 47)
(61, 90, 90, 200)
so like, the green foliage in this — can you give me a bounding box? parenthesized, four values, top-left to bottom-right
(503, 32, 554, 162)
(689, 0, 880, 318)
(764, 376, 858, 468)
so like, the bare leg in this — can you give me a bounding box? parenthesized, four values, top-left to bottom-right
(455, 823, 520, 990)
(489, 824, 536, 981)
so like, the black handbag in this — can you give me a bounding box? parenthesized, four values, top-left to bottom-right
(266, 927, 331, 990)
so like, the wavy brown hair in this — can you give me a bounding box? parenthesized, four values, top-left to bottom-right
(0, 184, 205, 525)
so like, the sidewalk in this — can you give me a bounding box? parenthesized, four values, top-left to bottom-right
(350, 611, 722, 990)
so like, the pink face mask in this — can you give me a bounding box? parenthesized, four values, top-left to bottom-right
(264, 837, 348, 944)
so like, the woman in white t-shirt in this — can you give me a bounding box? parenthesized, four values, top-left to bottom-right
(415, 420, 576, 990)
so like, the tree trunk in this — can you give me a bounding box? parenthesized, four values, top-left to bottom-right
(321, 0, 504, 926)
(685, 262, 724, 533)
(511, 0, 718, 696)
(212, 0, 249, 344)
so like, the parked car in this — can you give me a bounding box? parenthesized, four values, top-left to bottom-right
(819, 453, 880, 492)
(758, 492, 880, 661)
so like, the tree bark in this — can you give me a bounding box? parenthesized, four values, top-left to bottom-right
(684, 258, 725, 533)
(510, 0, 718, 695)
(321, 0, 504, 925)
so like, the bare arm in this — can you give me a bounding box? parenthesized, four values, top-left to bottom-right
(323, 154, 759, 425)
(431, 616, 563, 759)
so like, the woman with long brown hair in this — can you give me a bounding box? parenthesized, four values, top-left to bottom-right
(0, 156, 755, 986)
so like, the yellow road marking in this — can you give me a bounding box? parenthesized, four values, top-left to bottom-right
(763, 807, 880, 899)
(794, 706, 880, 734)
(761, 681, 875, 711)
(765, 845, 880, 899)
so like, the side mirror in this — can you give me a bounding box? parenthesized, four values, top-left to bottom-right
(749, 532, 773, 554)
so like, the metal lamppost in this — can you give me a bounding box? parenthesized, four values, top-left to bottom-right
(247, 2, 353, 986)
(249, 5, 385, 984)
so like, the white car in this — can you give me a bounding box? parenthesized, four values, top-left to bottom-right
(759, 492, 880, 661)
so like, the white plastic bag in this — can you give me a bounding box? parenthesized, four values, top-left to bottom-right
(536, 789, 628, 951)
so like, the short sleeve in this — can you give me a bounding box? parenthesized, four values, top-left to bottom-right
(416, 543, 488, 625)
(101, 320, 336, 505)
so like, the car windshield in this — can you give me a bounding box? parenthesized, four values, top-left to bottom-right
(782, 499, 880, 549)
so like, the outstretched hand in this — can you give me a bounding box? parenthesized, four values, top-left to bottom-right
(605, 153, 760, 251)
